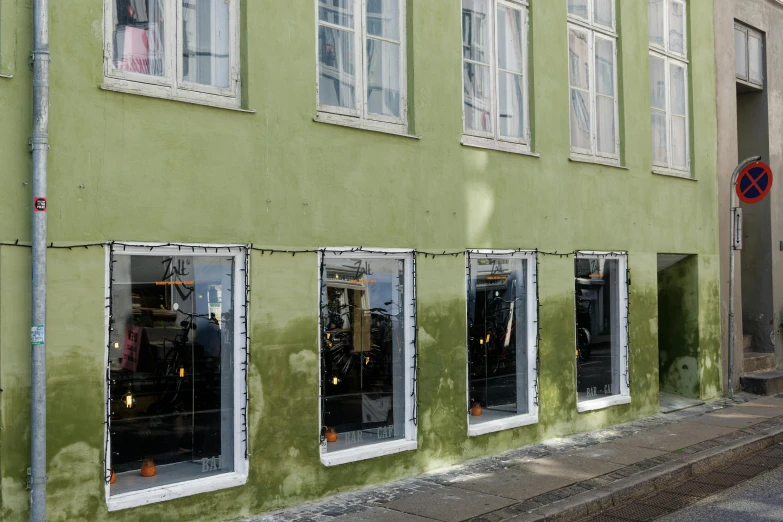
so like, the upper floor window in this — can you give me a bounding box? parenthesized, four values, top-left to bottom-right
(648, 0, 689, 174)
(461, 0, 530, 153)
(734, 22, 764, 89)
(316, 0, 408, 133)
(104, 0, 241, 109)
(567, 0, 620, 164)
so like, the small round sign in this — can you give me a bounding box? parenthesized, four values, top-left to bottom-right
(736, 161, 773, 204)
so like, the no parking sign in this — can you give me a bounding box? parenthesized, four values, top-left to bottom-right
(736, 161, 773, 204)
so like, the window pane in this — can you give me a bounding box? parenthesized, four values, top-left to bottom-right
(735, 28, 747, 78)
(464, 62, 492, 133)
(319, 0, 354, 28)
(498, 72, 525, 139)
(671, 115, 687, 168)
(463, 0, 490, 64)
(110, 254, 235, 494)
(648, 0, 664, 47)
(181, 0, 231, 88)
(321, 256, 407, 452)
(652, 110, 668, 164)
(367, 0, 399, 41)
(593, 0, 613, 28)
(596, 95, 615, 155)
(568, 0, 589, 20)
(669, 1, 685, 54)
(112, 0, 166, 76)
(595, 38, 614, 96)
(366, 39, 401, 118)
(570, 89, 591, 150)
(568, 29, 589, 90)
(649, 55, 665, 110)
(318, 25, 356, 109)
(575, 258, 623, 403)
(749, 34, 763, 85)
(670, 63, 686, 116)
(497, 5, 525, 74)
(468, 256, 529, 424)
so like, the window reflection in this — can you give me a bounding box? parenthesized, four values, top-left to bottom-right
(467, 255, 528, 424)
(112, 0, 166, 76)
(320, 256, 406, 451)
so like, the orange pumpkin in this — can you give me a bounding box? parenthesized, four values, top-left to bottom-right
(109, 470, 117, 485)
(325, 427, 338, 443)
(470, 402, 483, 416)
(140, 458, 157, 477)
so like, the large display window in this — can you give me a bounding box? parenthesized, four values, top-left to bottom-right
(319, 249, 417, 466)
(466, 251, 538, 436)
(105, 244, 247, 510)
(574, 252, 630, 412)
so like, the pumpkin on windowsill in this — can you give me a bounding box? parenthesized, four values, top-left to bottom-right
(470, 402, 483, 416)
(140, 458, 157, 477)
(325, 427, 338, 443)
(109, 470, 117, 485)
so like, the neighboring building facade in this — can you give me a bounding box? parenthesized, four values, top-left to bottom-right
(714, 0, 783, 393)
(0, 1, 721, 521)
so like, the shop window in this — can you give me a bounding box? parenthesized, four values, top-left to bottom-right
(316, 0, 408, 133)
(734, 22, 764, 88)
(567, 0, 620, 165)
(574, 252, 629, 412)
(106, 245, 247, 510)
(466, 251, 538, 436)
(319, 250, 416, 466)
(103, 0, 241, 109)
(648, 0, 690, 175)
(461, 0, 531, 154)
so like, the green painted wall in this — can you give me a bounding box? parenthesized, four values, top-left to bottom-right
(658, 256, 700, 398)
(0, 0, 722, 520)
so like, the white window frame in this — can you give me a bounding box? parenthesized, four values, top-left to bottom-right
(734, 22, 764, 89)
(104, 243, 249, 511)
(460, 0, 532, 156)
(465, 250, 538, 437)
(574, 251, 630, 413)
(315, 0, 409, 135)
(567, 0, 620, 166)
(649, 0, 690, 176)
(317, 247, 417, 466)
(102, 0, 242, 110)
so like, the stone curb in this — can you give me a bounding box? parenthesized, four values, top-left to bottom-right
(505, 424, 783, 522)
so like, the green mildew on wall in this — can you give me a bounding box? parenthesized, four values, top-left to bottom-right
(0, 0, 724, 520)
(658, 256, 701, 398)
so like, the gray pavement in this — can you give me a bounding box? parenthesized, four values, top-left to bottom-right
(657, 465, 783, 521)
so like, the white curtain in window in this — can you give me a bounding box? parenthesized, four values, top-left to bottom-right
(182, 0, 231, 88)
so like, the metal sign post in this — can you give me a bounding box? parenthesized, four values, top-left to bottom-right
(728, 157, 772, 399)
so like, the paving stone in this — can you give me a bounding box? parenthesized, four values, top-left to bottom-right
(688, 411, 767, 429)
(732, 404, 783, 417)
(518, 455, 624, 481)
(382, 488, 514, 522)
(328, 509, 436, 522)
(449, 467, 581, 502)
(567, 444, 667, 466)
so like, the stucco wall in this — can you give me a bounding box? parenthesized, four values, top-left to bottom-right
(0, 0, 722, 520)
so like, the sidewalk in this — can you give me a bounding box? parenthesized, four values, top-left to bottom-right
(243, 394, 783, 522)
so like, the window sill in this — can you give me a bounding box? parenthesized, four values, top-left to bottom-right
(100, 81, 256, 113)
(461, 135, 539, 157)
(0, 74, 12, 79)
(577, 395, 631, 413)
(106, 471, 247, 512)
(468, 413, 538, 437)
(652, 168, 696, 181)
(569, 156, 628, 170)
(314, 112, 420, 140)
(321, 439, 417, 467)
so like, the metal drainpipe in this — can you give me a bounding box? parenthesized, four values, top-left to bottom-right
(30, 0, 49, 519)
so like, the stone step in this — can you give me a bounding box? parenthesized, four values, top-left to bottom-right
(744, 334, 753, 351)
(740, 370, 783, 396)
(744, 352, 776, 374)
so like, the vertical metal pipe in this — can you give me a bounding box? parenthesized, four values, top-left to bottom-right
(30, 0, 49, 519)
(728, 156, 761, 401)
